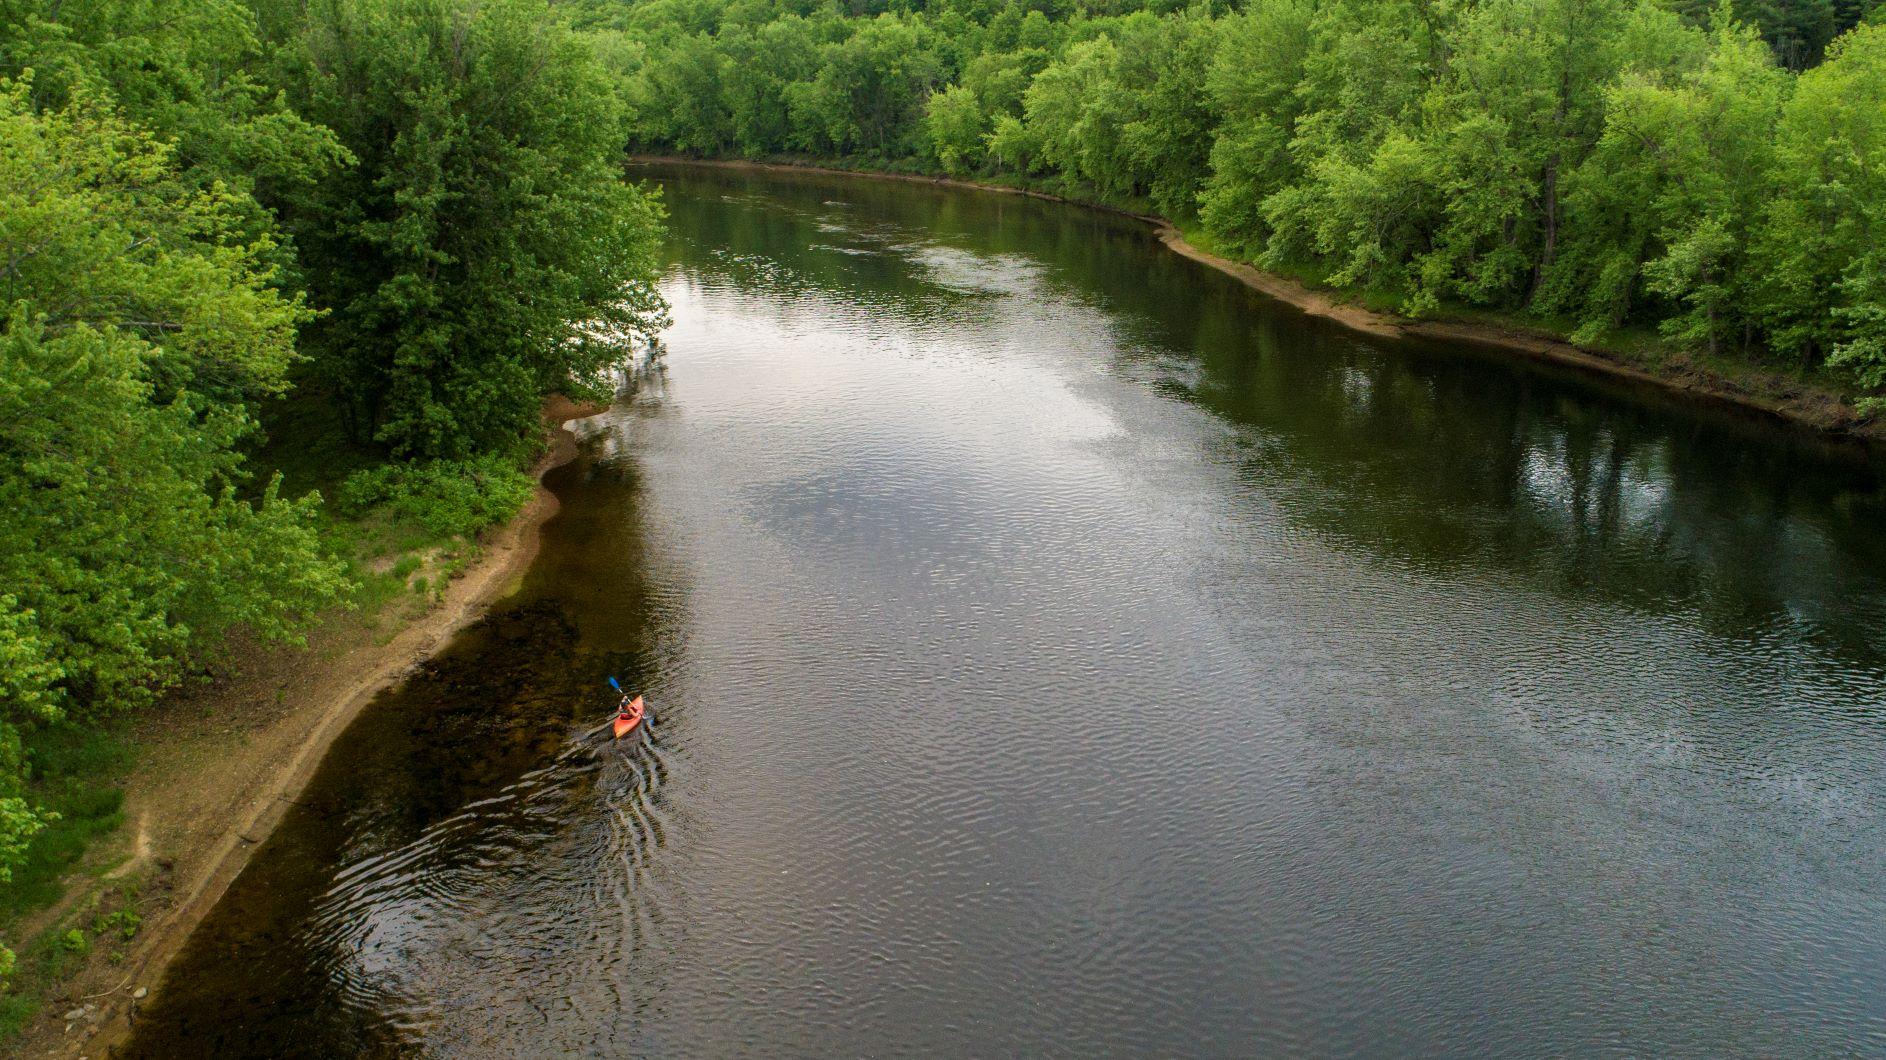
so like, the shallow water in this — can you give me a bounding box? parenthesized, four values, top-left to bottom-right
(127, 165, 1886, 1057)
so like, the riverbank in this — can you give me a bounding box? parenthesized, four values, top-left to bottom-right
(634, 155, 1882, 447)
(13, 396, 601, 1058)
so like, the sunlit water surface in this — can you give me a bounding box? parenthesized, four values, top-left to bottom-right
(127, 165, 1886, 1057)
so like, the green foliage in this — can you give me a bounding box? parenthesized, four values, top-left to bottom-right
(91, 909, 141, 941)
(785, 15, 942, 157)
(0, 80, 310, 406)
(1758, 22, 1886, 384)
(339, 457, 537, 540)
(997, 10, 1218, 212)
(1098, 11, 1216, 217)
(1198, 0, 1315, 256)
(1541, 10, 1788, 347)
(720, 20, 826, 156)
(277, 0, 669, 459)
(624, 32, 734, 153)
(1725, 0, 1877, 68)
(0, 0, 348, 190)
(0, 81, 350, 880)
(924, 83, 986, 176)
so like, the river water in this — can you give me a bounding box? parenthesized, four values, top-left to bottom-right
(126, 165, 1886, 1056)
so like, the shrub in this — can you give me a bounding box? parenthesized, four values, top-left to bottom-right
(338, 456, 535, 540)
(93, 910, 140, 941)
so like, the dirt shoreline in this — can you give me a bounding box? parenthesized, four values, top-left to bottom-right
(635, 155, 1883, 447)
(31, 397, 601, 1059)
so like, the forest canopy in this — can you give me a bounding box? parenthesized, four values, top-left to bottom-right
(592, 0, 1886, 396)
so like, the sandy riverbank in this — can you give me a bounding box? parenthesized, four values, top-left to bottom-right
(636, 155, 1881, 446)
(24, 396, 601, 1058)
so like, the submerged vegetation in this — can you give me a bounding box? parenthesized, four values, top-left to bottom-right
(595, 0, 1886, 396)
(0, 0, 666, 997)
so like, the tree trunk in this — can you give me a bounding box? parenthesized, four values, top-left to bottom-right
(1530, 156, 1559, 305)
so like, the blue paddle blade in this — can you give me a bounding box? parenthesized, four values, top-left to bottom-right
(608, 676, 622, 692)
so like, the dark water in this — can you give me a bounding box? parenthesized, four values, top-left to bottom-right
(128, 165, 1886, 1057)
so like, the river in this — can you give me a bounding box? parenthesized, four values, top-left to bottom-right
(125, 164, 1886, 1056)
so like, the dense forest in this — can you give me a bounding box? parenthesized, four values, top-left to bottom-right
(0, 0, 666, 923)
(596, 0, 1884, 378)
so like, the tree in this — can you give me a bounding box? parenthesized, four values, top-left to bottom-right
(1736, 0, 1841, 68)
(610, 0, 1886, 399)
(280, 0, 670, 459)
(0, 83, 350, 873)
(719, 17, 826, 155)
(623, 32, 734, 154)
(1020, 36, 1126, 193)
(1198, 0, 1316, 257)
(0, 0, 347, 243)
(1104, 11, 1217, 216)
(786, 14, 942, 157)
(1414, 0, 1637, 311)
(1624, 20, 1790, 353)
(960, 46, 1047, 120)
(924, 83, 987, 175)
(1258, 0, 1450, 278)
(1760, 23, 1886, 391)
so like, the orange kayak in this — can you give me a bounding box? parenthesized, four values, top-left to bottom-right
(613, 695, 645, 739)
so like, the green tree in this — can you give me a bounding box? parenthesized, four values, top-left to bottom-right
(0, 0, 347, 241)
(1198, 0, 1316, 257)
(1413, 0, 1637, 311)
(984, 110, 1036, 172)
(1737, 0, 1840, 68)
(719, 18, 826, 155)
(1019, 36, 1126, 191)
(785, 15, 941, 157)
(960, 46, 1047, 120)
(610, 0, 1886, 402)
(924, 82, 987, 175)
(1103, 11, 1217, 216)
(280, 0, 670, 458)
(0, 84, 350, 872)
(1257, 0, 1450, 279)
(1622, 20, 1789, 352)
(1761, 23, 1886, 391)
(623, 31, 734, 154)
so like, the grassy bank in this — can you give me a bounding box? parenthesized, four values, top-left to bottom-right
(0, 729, 134, 1039)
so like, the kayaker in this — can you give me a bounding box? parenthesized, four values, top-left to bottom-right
(605, 677, 650, 738)
(612, 691, 647, 738)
